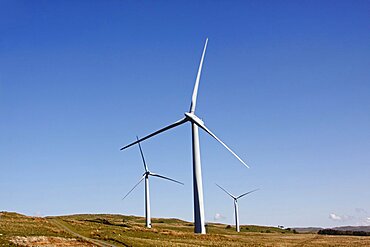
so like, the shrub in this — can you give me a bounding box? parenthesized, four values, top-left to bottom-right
(318, 229, 370, 236)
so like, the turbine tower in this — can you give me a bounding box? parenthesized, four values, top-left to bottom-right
(121, 39, 248, 234)
(122, 136, 183, 228)
(216, 184, 258, 232)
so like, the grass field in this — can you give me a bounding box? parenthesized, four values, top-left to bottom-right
(1, 211, 370, 246)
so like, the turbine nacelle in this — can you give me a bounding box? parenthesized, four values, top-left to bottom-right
(122, 140, 184, 201)
(216, 183, 259, 201)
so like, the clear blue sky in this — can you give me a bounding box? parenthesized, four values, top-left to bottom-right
(1, 0, 370, 228)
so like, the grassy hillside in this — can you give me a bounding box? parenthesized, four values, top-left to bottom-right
(0, 212, 91, 246)
(1, 211, 370, 246)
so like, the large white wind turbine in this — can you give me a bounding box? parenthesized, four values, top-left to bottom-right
(121, 39, 248, 234)
(122, 137, 183, 228)
(216, 184, 258, 232)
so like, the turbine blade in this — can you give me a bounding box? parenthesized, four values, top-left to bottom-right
(196, 122, 249, 168)
(189, 38, 208, 113)
(237, 188, 259, 199)
(136, 136, 148, 172)
(122, 175, 145, 200)
(120, 117, 188, 150)
(150, 173, 184, 185)
(216, 183, 235, 199)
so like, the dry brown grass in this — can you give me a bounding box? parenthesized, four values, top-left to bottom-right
(2, 212, 370, 246)
(9, 236, 95, 246)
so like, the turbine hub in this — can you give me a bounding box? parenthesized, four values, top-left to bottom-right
(184, 112, 204, 125)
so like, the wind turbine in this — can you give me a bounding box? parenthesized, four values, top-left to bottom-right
(122, 136, 183, 228)
(216, 184, 258, 232)
(120, 38, 249, 234)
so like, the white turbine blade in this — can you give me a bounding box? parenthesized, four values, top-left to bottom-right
(196, 122, 249, 168)
(120, 117, 188, 150)
(216, 183, 235, 199)
(136, 136, 149, 172)
(189, 38, 208, 113)
(150, 173, 184, 185)
(237, 188, 259, 199)
(122, 175, 145, 200)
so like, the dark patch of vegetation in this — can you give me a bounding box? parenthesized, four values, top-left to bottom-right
(85, 218, 130, 228)
(102, 237, 131, 247)
(226, 225, 231, 229)
(85, 218, 112, 225)
(283, 228, 297, 234)
(152, 220, 165, 223)
(151, 218, 187, 224)
(238, 225, 291, 233)
(318, 229, 370, 236)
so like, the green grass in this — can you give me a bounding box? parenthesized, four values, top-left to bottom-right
(0, 212, 75, 246)
(1, 211, 370, 246)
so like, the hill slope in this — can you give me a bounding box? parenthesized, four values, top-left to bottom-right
(1, 212, 370, 246)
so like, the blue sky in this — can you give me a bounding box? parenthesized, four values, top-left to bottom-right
(1, 0, 370, 228)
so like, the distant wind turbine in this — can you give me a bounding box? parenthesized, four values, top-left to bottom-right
(216, 184, 258, 232)
(121, 38, 249, 234)
(122, 136, 183, 228)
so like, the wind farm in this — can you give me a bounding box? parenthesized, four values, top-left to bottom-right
(120, 38, 249, 234)
(2, 1, 370, 246)
(2, 212, 370, 246)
